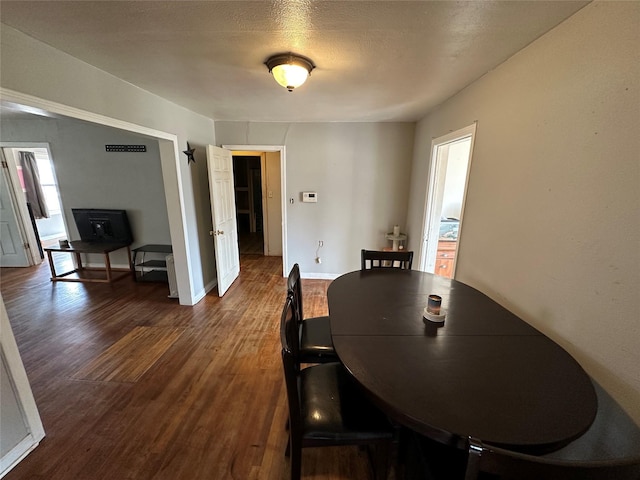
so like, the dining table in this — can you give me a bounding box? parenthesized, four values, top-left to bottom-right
(327, 269, 598, 455)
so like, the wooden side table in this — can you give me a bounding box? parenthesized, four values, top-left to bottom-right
(44, 241, 132, 283)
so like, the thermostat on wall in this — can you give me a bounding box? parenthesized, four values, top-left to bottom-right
(302, 192, 318, 203)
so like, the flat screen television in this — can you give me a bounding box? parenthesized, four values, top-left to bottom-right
(72, 208, 133, 244)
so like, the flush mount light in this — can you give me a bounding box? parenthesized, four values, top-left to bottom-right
(265, 53, 315, 92)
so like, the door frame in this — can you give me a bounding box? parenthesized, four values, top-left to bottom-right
(1, 143, 69, 266)
(0, 145, 48, 266)
(0, 294, 45, 477)
(231, 152, 267, 254)
(418, 123, 476, 274)
(223, 145, 287, 277)
(0, 88, 194, 305)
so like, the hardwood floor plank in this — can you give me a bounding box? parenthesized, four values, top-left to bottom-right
(72, 326, 184, 383)
(1, 256, 394, 480)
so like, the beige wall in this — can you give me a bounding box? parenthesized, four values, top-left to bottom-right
(407, 2, 640, 421)
(216, 122, 416, 276)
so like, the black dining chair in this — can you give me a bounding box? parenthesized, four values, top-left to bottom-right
(463, 381, 640, 480)
(279, 294, 394, 480)
(361, 249, 414, 270)
(287, 263, 338, 363)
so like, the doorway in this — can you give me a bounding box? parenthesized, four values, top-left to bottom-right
(10, 147, 66, 251)
(419, 124, 476, 277)
(1, 144, 66, 266)
(0, 94, 195, 305)
(225, 146, 286, 276)
(233, 155, 264, 255)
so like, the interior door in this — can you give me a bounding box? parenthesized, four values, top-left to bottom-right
(0, 160, 30, 267)
(206, 145, 240, 296)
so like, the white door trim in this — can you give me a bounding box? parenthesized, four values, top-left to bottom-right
(418, 123, 477, 273)
(1, 143, 66, 266)
(258, 153, 268, 255)
(0, 148, 39, 266)
(222, 144, 287, 277)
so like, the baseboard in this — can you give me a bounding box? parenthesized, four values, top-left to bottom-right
(192, 278, 218, 305)
(300, 272, 341, 280)
(204, 278, 218, 295)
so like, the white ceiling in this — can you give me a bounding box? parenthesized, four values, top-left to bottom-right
(1, 1, 589, 123)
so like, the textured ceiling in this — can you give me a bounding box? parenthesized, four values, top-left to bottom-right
(0, 1, 589, 122)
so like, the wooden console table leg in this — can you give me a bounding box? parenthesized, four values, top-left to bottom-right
(104, 253, 113, 283)
(46, 250, 57, 280)
(74, 252, 83, 272)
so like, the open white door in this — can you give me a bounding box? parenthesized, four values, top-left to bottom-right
(0, 158, 31, 267)
(206, 145, 240, 296)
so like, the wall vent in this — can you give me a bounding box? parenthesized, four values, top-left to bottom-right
(105, 145, 147, 152)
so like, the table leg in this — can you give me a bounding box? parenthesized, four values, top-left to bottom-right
(46, 250, 57, 280)
(125, 246, 133, 271)
(131, 249, 138, 280)
(104, 253, 113, 283)
(74, 252, 83, 271)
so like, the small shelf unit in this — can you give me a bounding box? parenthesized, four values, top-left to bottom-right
(132, 244, 173, 282)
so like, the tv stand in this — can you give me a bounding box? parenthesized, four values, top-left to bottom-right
(131, 244, 173, 282)
(44, 241, 132, 283)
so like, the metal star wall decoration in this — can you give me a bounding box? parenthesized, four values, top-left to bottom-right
(183, 143, 196, 164)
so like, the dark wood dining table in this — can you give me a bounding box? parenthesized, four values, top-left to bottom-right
(327, 269, 598, 454)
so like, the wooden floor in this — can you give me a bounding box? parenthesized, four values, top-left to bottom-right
(239, 232, 264, 255)
(1, 256, 382, 480)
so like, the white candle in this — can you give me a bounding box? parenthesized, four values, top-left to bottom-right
(393, 225, 400, 236)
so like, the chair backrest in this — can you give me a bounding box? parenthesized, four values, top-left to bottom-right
(361, 249, 414, 270)
(279, 294, 300, 360)
(287, 263, 304, 323)
(281, 347, 303, 443)
(280, 294, 303, 441)
(464, 437, 640, 480)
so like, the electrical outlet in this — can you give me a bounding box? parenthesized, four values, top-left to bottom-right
(318, 240, 324, 247)
(315, 256, 322, 264)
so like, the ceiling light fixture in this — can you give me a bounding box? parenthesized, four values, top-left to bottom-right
(265, 53, 315, 92)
